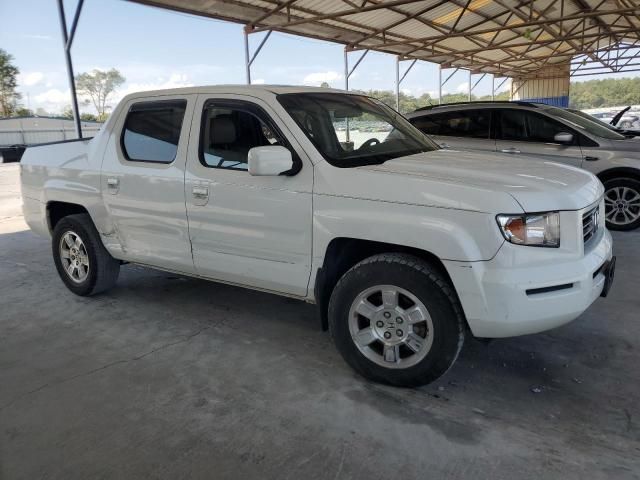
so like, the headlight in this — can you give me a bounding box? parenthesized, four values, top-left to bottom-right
(496, 212, 560, 247)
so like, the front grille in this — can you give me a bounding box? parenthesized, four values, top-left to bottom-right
(582, 205, 599, 245)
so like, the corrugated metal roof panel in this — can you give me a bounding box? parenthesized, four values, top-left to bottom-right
(128, 0, 640, 78)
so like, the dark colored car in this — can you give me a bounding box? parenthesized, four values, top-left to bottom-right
(0, 144, 27, 163)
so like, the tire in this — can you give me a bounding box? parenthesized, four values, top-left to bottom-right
(52, 213, 120, 296)
(328, 253, 465, 387)
(603, 177, 640, 231)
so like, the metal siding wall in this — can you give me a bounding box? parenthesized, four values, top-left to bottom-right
(512, 69, 570, 108)
(518, 96, 569, 107)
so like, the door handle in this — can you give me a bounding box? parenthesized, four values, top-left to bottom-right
(440, 143, 451, 149)
(584, 155, 599, 161)
(500, 148, 521, 154)
(106, 177, 119, 194)
(192, 186, 209, 198)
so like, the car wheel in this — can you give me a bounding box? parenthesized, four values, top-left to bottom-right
(328, 253, 465, 387)
(52, 213, 120, 296)
(603, 177, 640, 231)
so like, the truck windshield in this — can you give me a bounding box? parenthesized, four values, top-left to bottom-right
(545, 107, 626, 141)
(277, 92, 438, 167)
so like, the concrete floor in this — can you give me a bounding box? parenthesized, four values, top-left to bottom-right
(0, 162, 639, 479)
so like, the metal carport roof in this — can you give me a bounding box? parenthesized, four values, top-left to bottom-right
(128, 0, 640, 78)
(56, 0, 640, 137)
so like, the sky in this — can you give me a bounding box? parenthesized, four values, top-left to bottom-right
(0, 0, 637, 116)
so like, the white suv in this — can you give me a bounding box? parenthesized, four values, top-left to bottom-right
(407, 101, 640, 230)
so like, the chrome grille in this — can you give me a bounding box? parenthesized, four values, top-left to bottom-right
(582, 205, 599, 245)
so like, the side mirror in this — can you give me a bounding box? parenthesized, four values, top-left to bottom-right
(554, 132, 574, 144)
(248, 145, 293, 176)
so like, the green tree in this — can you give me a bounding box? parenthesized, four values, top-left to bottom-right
(14, 107, 33, 116)
(0, 49, 21, 117)
(569, 77, 640, 109)
(61, 105, 73, 119)
(320, 81, 331, 88)
(80, 113, 98, 122)
(75, 68, 125, 120)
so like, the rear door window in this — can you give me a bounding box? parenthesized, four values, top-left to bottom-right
(413, 110, 491, 139)
(121, 100, 187, 163)
(496, 109, 527, 140)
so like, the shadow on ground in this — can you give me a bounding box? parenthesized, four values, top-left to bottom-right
(1, 220, 639, 479)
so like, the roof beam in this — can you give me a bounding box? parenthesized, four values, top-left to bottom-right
(349, 6, 639, 50)
(251, 0, 422, 33)
(347, 0, 449, 49)
(406, 27, 638, 57)
(247, 0, 297, 27)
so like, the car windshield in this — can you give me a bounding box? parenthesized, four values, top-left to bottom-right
(545, 107, 626, 140)
(277, 92, 438, 167)
(568, 108, 623, 131)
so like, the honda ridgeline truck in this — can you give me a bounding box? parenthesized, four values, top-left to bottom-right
(20, 86, 615, 387)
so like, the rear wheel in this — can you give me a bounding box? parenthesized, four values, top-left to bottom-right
(52, 214, 120, 296)
(328, 253, 465, 387)
(603, 177, 640, 231)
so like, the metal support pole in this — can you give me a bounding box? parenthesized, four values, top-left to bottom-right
(344, 49, 349, 91)
(344, 49, 349, 142)
(468, 70, 472, 101)
(495, 77, 509, 97)
(438, 65, 442, 104)
(492, 75, 495, 100)
(244, 28, 251, 84)
(57, 0, 83, 139)
(343, 48, 369, 141)
(395, 58, 417, 111)
(471, 73, 486, 94)
(245, 29, 273, 85)
(395, 57, 400, 111)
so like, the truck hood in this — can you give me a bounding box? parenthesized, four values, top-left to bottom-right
(359, 149, 603, 212)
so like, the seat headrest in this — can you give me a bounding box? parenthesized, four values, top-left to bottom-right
(210, 116, 236, 145)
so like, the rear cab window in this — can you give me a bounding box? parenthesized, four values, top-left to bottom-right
(121, 100, 187, 163)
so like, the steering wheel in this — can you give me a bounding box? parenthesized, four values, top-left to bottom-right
(359, 137, 381, 150)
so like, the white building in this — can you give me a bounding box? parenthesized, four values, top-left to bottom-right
(0, 116, 102, 146)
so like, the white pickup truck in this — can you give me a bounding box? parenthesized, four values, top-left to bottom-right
(21, 86, 615, 387)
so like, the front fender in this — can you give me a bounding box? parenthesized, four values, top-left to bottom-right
(310, 195, 505, 291)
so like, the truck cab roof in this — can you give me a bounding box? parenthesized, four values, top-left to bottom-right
(120, 84, 357, 102)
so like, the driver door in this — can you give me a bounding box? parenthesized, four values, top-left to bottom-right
(184, 94, 313, 296)
(494, 109, 583, 167)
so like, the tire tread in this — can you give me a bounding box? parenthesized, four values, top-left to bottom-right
(328, 253, 465, 387)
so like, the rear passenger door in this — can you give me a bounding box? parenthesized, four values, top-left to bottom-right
(411, 109, 495, 152)
(101, 95, 196, 273)
(184, 95, 313, 297)
(494, 109, 583, 167)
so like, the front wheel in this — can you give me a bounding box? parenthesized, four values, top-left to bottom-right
(328, 253, 465, 387)
(603, 177, 640, 231)
(52, 213, 120, 296)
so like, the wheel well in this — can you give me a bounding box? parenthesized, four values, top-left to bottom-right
(46, 202, 89, 232)
(597, 167, 640, 184)
(314, 238, 455, 331)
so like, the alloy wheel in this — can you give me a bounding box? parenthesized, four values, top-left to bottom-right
(348, 285, 434, 369)
(59, 231, 90, 283)
(605, 186, 640, 226)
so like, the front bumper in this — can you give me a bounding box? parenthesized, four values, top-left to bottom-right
(444, 227, 614, 338)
